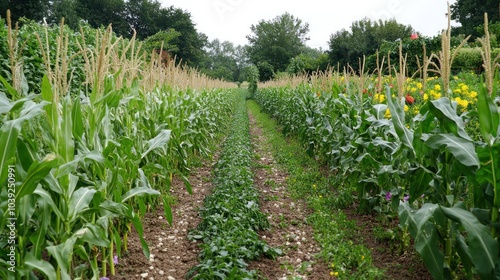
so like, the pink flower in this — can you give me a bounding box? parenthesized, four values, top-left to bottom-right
(113, 255, 118, 265)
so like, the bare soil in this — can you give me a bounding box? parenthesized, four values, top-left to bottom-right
(111, 160, 214, 280)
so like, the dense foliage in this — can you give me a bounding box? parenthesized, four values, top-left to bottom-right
(255, 72, 500, 279)
(0, 0, 206, 67)
(451, 0, 500, 38)
(328, 18, 413, 72)
(246, 13, 310, 81)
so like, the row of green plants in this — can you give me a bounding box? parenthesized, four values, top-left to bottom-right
(0, 73, 237, 279)
(247, 100, 385, 279)
(254, 76, 500, 278)
(187, 91, 281, 279)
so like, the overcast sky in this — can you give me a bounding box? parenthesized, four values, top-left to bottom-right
(159, 0, 457, 49)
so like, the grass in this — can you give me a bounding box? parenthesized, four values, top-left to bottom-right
(247, 100, 385, 280)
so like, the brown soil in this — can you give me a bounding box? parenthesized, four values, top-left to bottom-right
(247, 112, 332, 279)
(111, 160, 214, 280)
(343, 206, 433, 280)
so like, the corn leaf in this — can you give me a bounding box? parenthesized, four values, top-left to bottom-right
(0, 121, 20, 184)
(17, 157, 57, 199)
(121, 187, 160, 203)
(385, 87, 415, 155)
(429, 98, 471, 141)
(415, 222, 444, 280)
(441, 206, 499, 279)
(425, 133, 480, 167)
(68, 187, 96, 222)
(141, 129, 171, 159)
(477, 85, 499, 144)
(24, 252, 56, 280)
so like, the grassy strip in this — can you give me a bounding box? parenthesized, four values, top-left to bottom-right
(247, 100, 385, 280)
(187, 90, 280, 279)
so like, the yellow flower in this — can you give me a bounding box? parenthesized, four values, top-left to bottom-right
(384, 108, 391, 119)
(330, 271, 334, 276)
(416, 82, 423, 90)
(374, 93, 385, 103)
(334, 272, 339, 277)
(313, 184, 317, 189)
(423, 93, 429, 101)
(434, 84, 441, 91)
(331, 263, 335, 268)
(430, 90, 441, 100)
(453, 76, 459, 80)
(361, 255, 365, 260)
(469, 91, 478, 99)
(404, 105, 409, 112)
(461, 84, 469, 92)
(411, 87, 417, 93)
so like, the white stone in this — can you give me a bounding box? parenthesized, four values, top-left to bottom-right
(140, 272, 148, 278)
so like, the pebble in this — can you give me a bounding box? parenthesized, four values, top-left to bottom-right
(140, 272, 148, 278)
(149, 266, 154, 270)
(159, 270, 165, 275)
(167, 276, 175, 280)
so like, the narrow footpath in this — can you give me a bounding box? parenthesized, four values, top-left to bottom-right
(247, 108, 331, 279)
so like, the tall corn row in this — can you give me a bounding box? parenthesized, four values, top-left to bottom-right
(0, 15, 237, 280)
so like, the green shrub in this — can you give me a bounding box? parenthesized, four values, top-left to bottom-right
(247, 65, 259, 95)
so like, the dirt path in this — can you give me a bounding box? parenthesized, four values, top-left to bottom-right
(247, 111, 332, 279)
(111, 160, 214, 280)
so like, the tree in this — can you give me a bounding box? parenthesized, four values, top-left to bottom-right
(48, 0, 80, 29)
(246, 12, 309, 81)
(75, 0, 128, 36)
(1, 0, 49, 23)
(328, 18, 412, 71)
(451, 0, 500, 38)
(154, 6, 206, 67)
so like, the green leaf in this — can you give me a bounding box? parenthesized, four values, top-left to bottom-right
(59, 96, 74, 163)
(126, 205, 150, 259)
(24, 252, 57, 280)
(477, 85, 499, 144)
(17, 156, 57, 199)
(425, 133, 479, 167)
(68, 187, 96, 222)
(0, 75, 19, 100)
(0, 121, 20, 184)
(441, 206, 499, 278)
(407, 166, 434, 204)
(163, 195, 173, 225)
(414, 222, 444, 280)
(121, 186, 160, 203)
(429, 98, 471, 141)
(141, 129, 171, 159)
(385, 88, 414, 154)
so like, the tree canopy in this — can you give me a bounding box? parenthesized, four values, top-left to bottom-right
(328, 18, 412, 71)
(451, 0, 500, 38)
(246, 12, 310, 81)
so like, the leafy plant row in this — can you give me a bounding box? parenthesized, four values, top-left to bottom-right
(0, 75, 237, 280)
(254, 80, 500, 279)
(188, 90, 281, 279)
